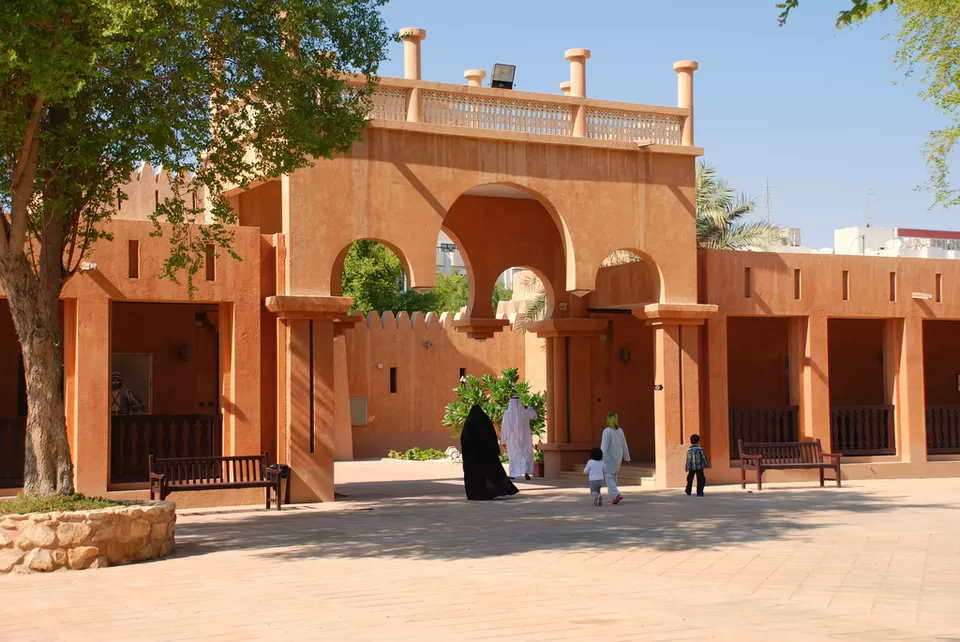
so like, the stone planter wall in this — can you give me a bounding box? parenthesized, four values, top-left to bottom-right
(0, 501, 176, 574)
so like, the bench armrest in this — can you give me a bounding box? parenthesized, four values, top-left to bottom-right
(149, 472, 165, 482)
(740, 454, 762, 462)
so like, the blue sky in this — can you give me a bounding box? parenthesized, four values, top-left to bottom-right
(377, 1, 956, 249)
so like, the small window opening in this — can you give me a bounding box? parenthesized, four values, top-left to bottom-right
(389, 367, 397, 394)
(127, 240, 139, 279)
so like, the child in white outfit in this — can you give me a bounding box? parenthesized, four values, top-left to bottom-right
(583, 448, 605, 506)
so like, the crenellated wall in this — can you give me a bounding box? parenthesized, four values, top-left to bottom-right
(345, 310, 528, 458)
(115, 162, 207, 223)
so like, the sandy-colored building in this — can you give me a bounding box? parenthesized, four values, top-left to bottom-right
(2, 28, 959, 506)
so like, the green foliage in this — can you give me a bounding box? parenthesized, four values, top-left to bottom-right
(387, 447, 446, 461)
(696, 161, 781, 250)
(778, 0, 960, 208)
(340, 240, 509, 315)
(492, 280, 513, 313)
(442, 367, 546, 439)
(0, 493, 121, 515)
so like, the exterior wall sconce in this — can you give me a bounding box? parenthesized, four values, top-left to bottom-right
(423, 340, 433, 347)
(912, 292, 933, 300)
(654, 384, 664, 391)
(377, 363, 383, 370)
(79, 261, 98, 273)
(619, 347, 631, 363)
(179, 343, 192, 362)
(491, 63, 516, 89)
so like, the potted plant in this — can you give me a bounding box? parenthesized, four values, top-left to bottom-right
(533, 446, 544, 478)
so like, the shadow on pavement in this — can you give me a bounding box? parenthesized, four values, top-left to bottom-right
(171, 479, 947, 562)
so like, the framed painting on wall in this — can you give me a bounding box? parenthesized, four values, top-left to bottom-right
(111, 353, 152, 415)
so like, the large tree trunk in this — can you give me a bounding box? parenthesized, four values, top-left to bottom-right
(0, 251, 73, 495)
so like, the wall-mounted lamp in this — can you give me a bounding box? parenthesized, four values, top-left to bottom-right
(79, 261, 98, 274)
(179, 342, 192, 362)
(423, 340, 433, 348)
(377, 363, 384, 370)
(912, 292, 934, 300)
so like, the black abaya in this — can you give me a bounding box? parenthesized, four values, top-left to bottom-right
(460, 405, 519, 500)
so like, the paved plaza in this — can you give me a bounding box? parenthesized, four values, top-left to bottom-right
(3, 461, 960, 641)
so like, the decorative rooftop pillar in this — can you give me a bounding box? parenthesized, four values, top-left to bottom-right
(400, 27, 426, 80)
(564, 49, 591, 137)
(673, 60, 698, 147)
(559, 81, 571, 96)
(464, 69, 486, 87)
(400, 28, 426, 123)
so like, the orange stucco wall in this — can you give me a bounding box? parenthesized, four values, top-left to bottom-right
(727, 316, 789, 407)
(701, 249, 960, 483)
(345, 310, 526, 458)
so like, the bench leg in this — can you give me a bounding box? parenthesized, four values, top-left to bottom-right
(276, 481, 282, 512)
(756, 465, 762, 491)
(836, 464, 841, 488)
(819, 467, 825, 487)
(265, 486, 271, 510)
(149, 486, 155, 501)
(740, 465, 746, 490)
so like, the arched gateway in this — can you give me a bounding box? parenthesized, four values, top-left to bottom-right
(260, 30, 715, 501)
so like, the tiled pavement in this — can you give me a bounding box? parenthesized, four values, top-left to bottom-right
(3, 460, 960, 641)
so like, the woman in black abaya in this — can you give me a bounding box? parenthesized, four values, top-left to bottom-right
(460, 405, 519, 500)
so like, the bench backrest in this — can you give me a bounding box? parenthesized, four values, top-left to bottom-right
(738, 440, 823, 464)
(149, 452, 270, 485)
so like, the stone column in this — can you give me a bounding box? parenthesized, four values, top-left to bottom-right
(266, 295, 355, 502)
(71, 297, 110, 496)
(673, 60, 698, 146)
(400, 28, 426, 123)
(704, 314, 730, 464)
(801, 315, 831, 448)
(638, 303, 716, 488)
(565, 48, 591, 137)
(897, 315, 926, 463)
(464, 69, 486, 87)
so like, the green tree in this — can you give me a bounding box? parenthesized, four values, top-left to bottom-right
(491, 280, 513, 313)
(696, 161, 781, 250)
(442, 367, 546, 439)
(0, 0, 391, 495)
(778, 0, 960, 208)
(341, 240, 512, 315)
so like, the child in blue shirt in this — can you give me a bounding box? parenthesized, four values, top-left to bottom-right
(684, 434, 708, 497)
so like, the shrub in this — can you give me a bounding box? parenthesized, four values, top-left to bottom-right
(443, 367, 546, 439)
(0, 493, 122, 515)
(387, 447, 446, 461)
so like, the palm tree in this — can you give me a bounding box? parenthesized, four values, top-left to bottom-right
(516, 161, 780, 327)
(696, 161, 781, 250)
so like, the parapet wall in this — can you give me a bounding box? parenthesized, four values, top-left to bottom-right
(346, 310, 528, 458)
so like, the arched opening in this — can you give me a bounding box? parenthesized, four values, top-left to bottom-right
(442, 183, 568, 323)
(588, 249, 661, 311)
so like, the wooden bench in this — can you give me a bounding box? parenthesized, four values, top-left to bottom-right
(149, 452, 290, 511)
(738, 439, 842, 491)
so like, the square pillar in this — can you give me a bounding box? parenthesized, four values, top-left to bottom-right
(71, 297, 110, 496)
(333, 331, 353, 461)
(653, 324, 685, 487)
(897, 315, 926, 463)
(568, 337, 594, 443)
(800, 315, 831, 449)
(219, 299, 261, 457)
(704, 314, 730, 464)
(281, 318, 336, 502)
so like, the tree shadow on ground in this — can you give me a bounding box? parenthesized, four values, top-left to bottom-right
(171, 480, 949, 563)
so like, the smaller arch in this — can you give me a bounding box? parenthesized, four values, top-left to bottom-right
(589, 248, 663, 309)
(502, 266, 557, 328)
(330, 238, 416, 299)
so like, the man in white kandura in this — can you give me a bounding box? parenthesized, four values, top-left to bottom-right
(501, 396, 538, 481)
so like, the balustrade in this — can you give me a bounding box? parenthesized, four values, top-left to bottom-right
(728, 405, 799, 458)
(830, 405, 895, 456)
(110, 415, 223, 484)
(926, 405, 960, 454)
(0, 417, 26, 488)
